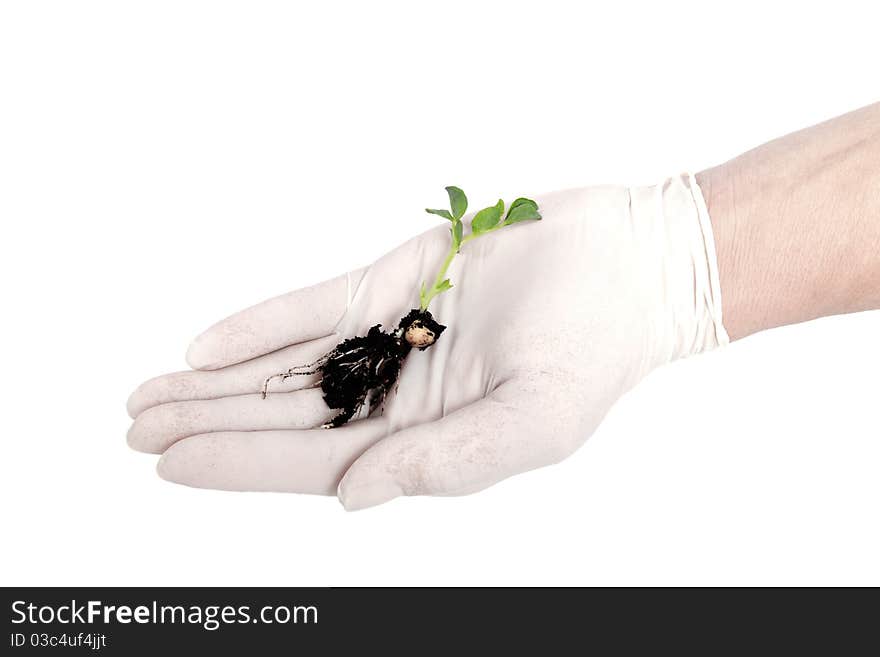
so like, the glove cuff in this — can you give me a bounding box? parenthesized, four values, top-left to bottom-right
(631, 173, 730, 361)
(684, 171, 730, 351)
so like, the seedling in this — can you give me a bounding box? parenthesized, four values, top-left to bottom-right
(262, 186, 541, 427)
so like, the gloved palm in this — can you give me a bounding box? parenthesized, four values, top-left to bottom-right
(127, 174, 727, 510)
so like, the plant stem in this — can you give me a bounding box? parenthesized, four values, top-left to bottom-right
(419, 222, 505, 311)
(419, 242, 457, 311)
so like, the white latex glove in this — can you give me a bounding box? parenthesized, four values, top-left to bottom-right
(127, 174, 728, 510)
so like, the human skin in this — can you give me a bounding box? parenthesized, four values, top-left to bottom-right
(698, 102, 880, 339)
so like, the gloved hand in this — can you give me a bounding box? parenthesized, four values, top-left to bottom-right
(126, 174, 728, 510)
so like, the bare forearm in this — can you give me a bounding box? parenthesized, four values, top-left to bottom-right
(698, 103, 880, 340)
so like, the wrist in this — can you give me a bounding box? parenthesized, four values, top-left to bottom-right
(698, 105, 880, 341)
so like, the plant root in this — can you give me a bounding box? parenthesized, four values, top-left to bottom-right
(261, 310, 446, 428)
(260, 356, 328, 399)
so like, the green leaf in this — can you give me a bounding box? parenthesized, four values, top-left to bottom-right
(503, 197, 541, 225)
(436, 279, 453, 292)
(471, 199, 504, 233)
(507, 197, 535, 214)
(445, 186, 468, 220)
(451, 219, 463, 249)
(426, 208, 454, 221)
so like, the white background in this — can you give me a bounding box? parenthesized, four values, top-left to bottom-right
(1, 1, 878, 586)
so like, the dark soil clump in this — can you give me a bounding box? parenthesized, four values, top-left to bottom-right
(263, 309, 446, 428)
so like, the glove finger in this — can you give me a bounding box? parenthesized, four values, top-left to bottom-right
(186, 268, 367, 371)
(127, 333, 339, 418)
(127, 387, 333, 454)
(337, 377, 584, 511)
(157, 417, 389, 494)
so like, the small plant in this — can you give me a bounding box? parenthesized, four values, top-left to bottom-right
(420, 187, 541, 310)
(262, 186, 541, 427)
